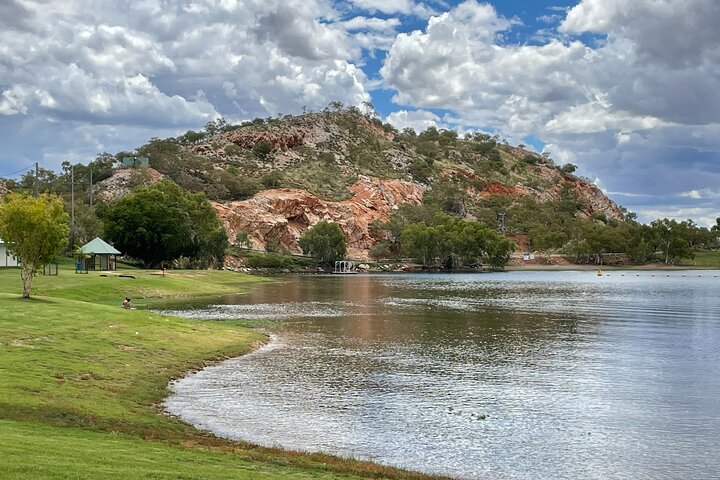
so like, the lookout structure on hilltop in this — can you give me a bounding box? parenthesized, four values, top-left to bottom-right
(121, 156, 149, 169)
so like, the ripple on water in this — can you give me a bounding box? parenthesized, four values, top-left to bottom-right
(159, 301, 354, 320)
(165, 272, 720, 480)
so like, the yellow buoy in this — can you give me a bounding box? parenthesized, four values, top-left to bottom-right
(597, 269, 603, 277)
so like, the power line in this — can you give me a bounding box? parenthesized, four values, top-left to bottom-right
(0, 164, 34, 178)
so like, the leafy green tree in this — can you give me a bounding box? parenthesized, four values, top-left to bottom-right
(711, 218, 720, 249)
(102, 181, 227, 268)
(402, 222, 441, 267)
(235, 230, 252, 250)
(179, 130, 206, 145)
(557, 185, 585, 214)
(438, 129, 458, 148)
(401, 214, 513, 269)
(484, 231, 514, 268)
(0, 194, 69, 298)
(559, 163, 577, 175)
(621, 222, 654, 263)
(528, 224, 567, 250)
(417, 126, 440, 142)
(369, 241, 392, 261)
(299, 221, 346, 264)
(651, 218, 694, 264)
(18, 167, 59, 194)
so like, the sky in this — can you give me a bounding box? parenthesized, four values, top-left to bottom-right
(1, 0, 720, 226)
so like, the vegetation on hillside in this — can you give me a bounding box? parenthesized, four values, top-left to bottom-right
(1, 104, 718, 267)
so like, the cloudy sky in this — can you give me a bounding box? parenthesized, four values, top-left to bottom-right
(1, 0, 719, 225)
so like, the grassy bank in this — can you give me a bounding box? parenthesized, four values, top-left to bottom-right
(0, 267, 443, 480)
(686, 250, 720, 268)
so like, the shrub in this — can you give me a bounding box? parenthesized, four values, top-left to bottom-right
(252, 140, 273, 159)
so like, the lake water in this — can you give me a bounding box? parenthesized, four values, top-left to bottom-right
(164, 271, 720, 479)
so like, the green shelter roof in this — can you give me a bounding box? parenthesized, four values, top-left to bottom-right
(78, 237, 121, 255)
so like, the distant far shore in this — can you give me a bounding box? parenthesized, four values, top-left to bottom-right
(505, 263, 719, 271)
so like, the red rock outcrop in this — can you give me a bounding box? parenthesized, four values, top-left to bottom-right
(480, 182, 527, 197)
(213, 176, 426, 260)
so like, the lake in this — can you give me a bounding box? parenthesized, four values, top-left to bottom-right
(164, 271, 720, 479)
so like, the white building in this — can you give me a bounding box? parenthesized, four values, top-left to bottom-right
(0, 238, 19, 267)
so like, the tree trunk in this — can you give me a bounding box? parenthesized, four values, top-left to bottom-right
(20, 263, 34, 299)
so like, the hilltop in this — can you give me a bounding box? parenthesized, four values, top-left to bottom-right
(104, 107, 621, 260)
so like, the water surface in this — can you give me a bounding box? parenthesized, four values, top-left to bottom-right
(165, 271, 720, 479)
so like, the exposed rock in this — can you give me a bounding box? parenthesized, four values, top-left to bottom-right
(384, 148, 413, 171)
(564, 176, 624, 222)
(444, 165, 623, 223)
(479, 182, 527, 197)
(223, 127, 308, 151)
(0, 180, 10, 196)
(213, 176, 426, 260)
(94, 168, 165, 203)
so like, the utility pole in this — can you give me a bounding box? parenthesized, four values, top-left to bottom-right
(34, 162, 39, 197)
(89, 168, 93, 207)
(71, 164, 75, 249)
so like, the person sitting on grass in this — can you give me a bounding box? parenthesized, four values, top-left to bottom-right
(122, 297, 132, 309)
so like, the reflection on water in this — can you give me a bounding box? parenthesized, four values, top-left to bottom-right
(165, 272, 720, 480)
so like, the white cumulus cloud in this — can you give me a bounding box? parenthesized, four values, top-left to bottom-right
(379, 0, 720, 218)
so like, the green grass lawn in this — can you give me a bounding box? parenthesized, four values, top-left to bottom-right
(0, 266, 440, 480)
(688, 250, 720, 267)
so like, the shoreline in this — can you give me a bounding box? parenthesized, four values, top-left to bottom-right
(0, 268, 448, 480)
(505, 263, 720, 271)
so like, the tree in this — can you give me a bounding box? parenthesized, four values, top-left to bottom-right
(711, 218, 720, 249)
(560, 163, 577, 175)
(102, 181, 227, 268)
(651, 218, 694, 264)
(400, 214, 513, 269)
(252, 140, 273, 160)
(0, 194, 69, 298)
(235, 230, 252, 250)
(299, 221, 346, 264)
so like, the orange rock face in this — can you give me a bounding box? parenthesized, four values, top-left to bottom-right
(213, 176, 426, 260)
(480, 182, 527, 197)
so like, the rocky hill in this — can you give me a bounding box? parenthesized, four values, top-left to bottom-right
(108, 107, 623, 259)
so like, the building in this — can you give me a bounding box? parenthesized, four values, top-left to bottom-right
(121, 156, 149, 169)
(77, 237, 121, 271)
(0, 238, 19, 267)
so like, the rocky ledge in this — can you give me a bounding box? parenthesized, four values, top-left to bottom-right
(213, 176, 426, 260)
